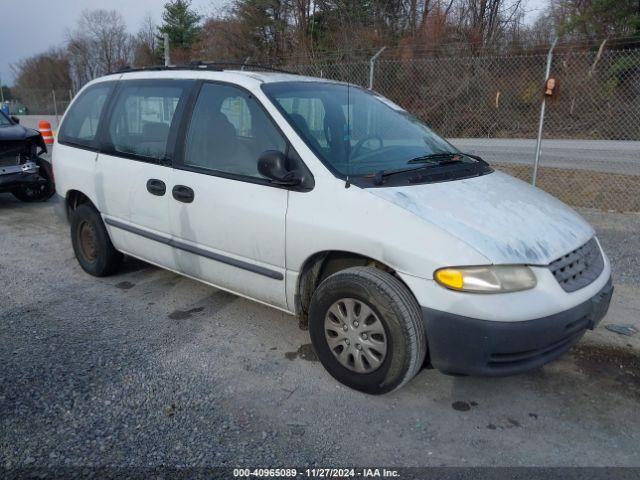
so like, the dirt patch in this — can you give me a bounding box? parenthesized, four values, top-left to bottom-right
(571, 344, 640, 399)
(115, 281, 135, 290)
(208, 290, 237, 310)
(285, 344, 318, 362)
(495, 164, 640, 212)
(451, 400, 478, 411)
(452, 401, 471, 411)
(486, 417, 523, 430)
(168, 307, 205, 320)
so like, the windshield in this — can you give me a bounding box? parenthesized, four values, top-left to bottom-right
(262, 81, 472, 177)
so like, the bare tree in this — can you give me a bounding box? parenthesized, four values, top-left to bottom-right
(134, 14, 159, 67)
(454, 0, 524, 47)
(193, 16, 244, 61)
(67, 9, 133, 89)
(11, 49, 72, 114)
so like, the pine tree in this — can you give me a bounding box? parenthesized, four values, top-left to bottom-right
(157, 0, 202, 60)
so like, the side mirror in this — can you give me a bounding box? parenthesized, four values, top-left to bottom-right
(11, 116, 20, 124)
(258, 150, 301, 186)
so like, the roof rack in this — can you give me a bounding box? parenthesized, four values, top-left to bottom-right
(194, 61, 295, 74)
(115, 61, 295, 75)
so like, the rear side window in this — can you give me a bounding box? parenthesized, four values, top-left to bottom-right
(59, 83, 112, 148)
(106, 82, 190, 162)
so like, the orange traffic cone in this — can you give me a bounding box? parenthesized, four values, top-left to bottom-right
(39, 120, 54, 145)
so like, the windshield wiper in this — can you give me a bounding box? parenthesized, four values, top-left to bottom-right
(372, 166, 428, 185)
(372, 152, 489, 186)
(407, 152, 464, 165)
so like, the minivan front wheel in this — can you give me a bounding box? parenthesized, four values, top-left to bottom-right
(309, 267, 427, 394)
(70, 204, 123, 276)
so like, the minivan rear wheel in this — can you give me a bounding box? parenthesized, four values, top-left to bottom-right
(309, 267, 426, 394)
(70, 204, 123, 276)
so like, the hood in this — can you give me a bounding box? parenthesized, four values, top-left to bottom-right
(0, 124, 46, 156)
(0, 124, 35, 142)
(368, 171, 594, 265)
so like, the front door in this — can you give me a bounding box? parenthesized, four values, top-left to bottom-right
(169, 82, 290, 309)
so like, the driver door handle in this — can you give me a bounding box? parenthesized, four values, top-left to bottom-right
(172, 185, 194, 203)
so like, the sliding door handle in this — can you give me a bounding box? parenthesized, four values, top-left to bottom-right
(172, 185, 194, 203)
(146, 179, 166, 196)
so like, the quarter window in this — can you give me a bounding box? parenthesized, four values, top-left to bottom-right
(58, 83, 112, 148)
(184, 83, 286, 179)
(107, 83, 188, 161)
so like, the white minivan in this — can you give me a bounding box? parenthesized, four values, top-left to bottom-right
(53, 65, 613, 394)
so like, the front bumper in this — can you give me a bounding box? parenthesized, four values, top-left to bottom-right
(422, 276, 614, 376)
(0, 160, 51, 194)
(0, 160, 42, 192)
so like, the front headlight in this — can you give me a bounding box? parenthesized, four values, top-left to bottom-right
(434, 265, 537, 293)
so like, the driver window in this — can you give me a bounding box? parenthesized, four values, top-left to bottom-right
(185, 83, 286, 179)
(276, 97, 328, 149)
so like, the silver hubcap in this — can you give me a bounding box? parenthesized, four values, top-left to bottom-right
(324, 298, 387, 373)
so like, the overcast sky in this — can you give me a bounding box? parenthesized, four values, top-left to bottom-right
(1, 0, 548, 87)
(0, 0, 230, 86)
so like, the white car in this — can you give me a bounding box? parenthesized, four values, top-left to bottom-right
(52, 65, 613, 394)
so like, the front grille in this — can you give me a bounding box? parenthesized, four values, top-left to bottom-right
(0, 156, 19, 168)
(0, 141, 25, 167)
(548, 237, 604, 292)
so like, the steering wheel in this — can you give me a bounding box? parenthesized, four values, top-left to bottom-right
(351, 135, 384, 159)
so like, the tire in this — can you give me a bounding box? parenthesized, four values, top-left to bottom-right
(308, 266, 427, 394)
(12, 159, 55, 202)
(70, 203, 123, 276)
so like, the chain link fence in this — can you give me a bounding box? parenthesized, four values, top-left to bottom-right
(7, 47, 639, 212)
(291, 47, 640, 212)
(5, 88, 73, 117)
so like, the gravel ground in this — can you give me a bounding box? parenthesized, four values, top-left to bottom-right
(1, 195, 639, 471)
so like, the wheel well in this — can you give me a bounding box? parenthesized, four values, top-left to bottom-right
(66, 190, 94, 212)
(295, 251, 397, 322)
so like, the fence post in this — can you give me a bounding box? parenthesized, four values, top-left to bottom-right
(368, 47, 386, 90)
(532, 38, 557, 186)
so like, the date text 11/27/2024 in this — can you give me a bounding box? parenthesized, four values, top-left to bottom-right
(233, 468, 400, 477)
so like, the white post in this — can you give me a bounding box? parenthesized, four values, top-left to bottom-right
(532, 38, 557, 186)
(368, 47, 386, 90)
(164, 33, 171, 67)
(52, 90, 59, 125)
